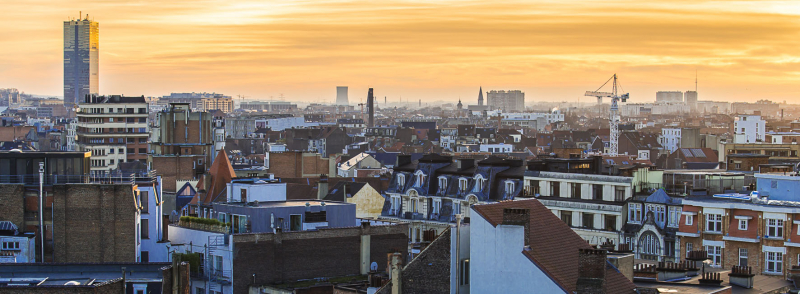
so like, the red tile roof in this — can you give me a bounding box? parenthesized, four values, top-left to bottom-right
(203, 151, 236, 203)
(472, 199, 636, 294)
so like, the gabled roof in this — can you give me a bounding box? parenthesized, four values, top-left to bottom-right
(644, 189, 681, 205)
(472, 200, 636, 294)
(324, 182, 368, 201)
(203, 151, 236, 204)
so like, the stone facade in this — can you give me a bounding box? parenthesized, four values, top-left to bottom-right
(399, 228, 451, 294)
(53, 184, 138, 262)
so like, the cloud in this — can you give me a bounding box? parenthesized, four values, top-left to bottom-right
(1, 0, 799, 103)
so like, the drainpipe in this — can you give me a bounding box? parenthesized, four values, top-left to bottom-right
(455, 214, 462, 294)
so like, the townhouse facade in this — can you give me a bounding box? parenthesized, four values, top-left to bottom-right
(380, 154, 523, 246)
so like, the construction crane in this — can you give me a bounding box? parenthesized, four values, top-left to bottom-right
(585, 74, 629, 156)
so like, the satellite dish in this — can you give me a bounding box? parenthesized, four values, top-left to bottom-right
(370, 262, 378, 271)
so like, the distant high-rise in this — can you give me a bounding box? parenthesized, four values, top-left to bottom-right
(656, 91, 683, 103)
(336, 86, 349, 105)
(63, 14, 99, 107)
(487, 90, 524, 112)
(478, 87, 484, 106)
(685, 91, 698, 111)
(367, 88, 374, 128)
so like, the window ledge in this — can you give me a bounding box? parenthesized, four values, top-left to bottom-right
(764, 236, 785, 241)
(762, 271, 783, 276)
(704, 231, 723, 235)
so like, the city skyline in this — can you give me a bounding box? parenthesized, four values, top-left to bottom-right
(2, 0, 800, 103)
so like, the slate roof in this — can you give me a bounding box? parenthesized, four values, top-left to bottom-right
(472, 200, 637, 294)
(324, 182, 367, 201)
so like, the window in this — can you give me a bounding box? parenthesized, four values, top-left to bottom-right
(109, 159, 115, 165)
(739, 248, 748, 266)
(458, 178, 468, 194)
(241, 189, 247, 203)
(706, 245, 722, 267)
(141, 251, 149, 263)
(142, 219, 150, 239)
(109, 149, 114, 154)
(706, 214, 722, 233)
(527, 180, 540, 196)
(505, 181, 515, 196)
(290, 214, 302, 231)
(571, 183, 582, 199)
(432, 199, 441, 215)
(686, 242, 693, 255)
(767, 219, 784, 238)
(550, 181, 561, 197)
(127, 148, 134, 154)
(668, 207, 681, 227)
(582, 213, 594, 229)
(140, 191, 149, 213)
(686, 214, 693, 226)
(460, 259, 470, 285)
(438, 177, 447, 194)
(614, 187, 625, 202)
(139, 138, 147, 143)
(1, 241, 20, 250)
(766, 251, 783, 274)
(561, 211, 573, 226)
(474, 176, 486, 192)
(397, 174, 406, 187)
(604, 215, 617, 231)
(647, 205, 666, 225)
(592, 184, 602, 200)
(415, 172, 426, 187)
(390, 196, 401, 215)
(638, 232, 660, 260)
(628, 203, 642, 223)
(739, 219, 748, 230)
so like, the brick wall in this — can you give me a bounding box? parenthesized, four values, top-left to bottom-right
(152, 156, 198, 193)
(232, 224, 408, 293)
(53, 184, 137, 262)
(269, 152, 332, 178)
(0, 184, 24, 228)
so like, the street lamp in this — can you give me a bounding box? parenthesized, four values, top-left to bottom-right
(38, 162, 44, 262)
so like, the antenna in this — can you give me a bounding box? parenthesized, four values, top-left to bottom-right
(695, 69, 698, 92)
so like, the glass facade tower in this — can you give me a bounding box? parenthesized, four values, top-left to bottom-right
(63, 16, 99, 107)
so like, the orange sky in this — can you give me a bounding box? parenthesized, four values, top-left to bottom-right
(1, 0, 800, 104)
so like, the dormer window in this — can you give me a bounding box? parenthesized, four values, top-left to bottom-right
(505, 181, 515, 196)
(438, 176, 448, 194)
(458, 178, 468, 194)
(473, 175, 486, 192)
(414, 171, 426, 187)
(397, 174, 406, 187)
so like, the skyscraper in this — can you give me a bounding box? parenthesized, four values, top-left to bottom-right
(478, 86, 484, 105)
(63, 14, 99, 107)
(336, 86, 349, 105)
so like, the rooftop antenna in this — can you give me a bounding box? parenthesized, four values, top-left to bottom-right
(695, 69, 698, 92)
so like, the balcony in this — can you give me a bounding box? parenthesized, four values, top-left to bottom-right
(403, 212, 425, 220)
(210, 269, 232, 285)
(522, 186, 539, 197)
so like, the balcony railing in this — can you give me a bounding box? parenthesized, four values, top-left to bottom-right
(0, 173, 155, 185)
(523, 186, 539, 197)
(210, 269, 232, 284)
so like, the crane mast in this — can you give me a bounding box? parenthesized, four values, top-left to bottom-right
(585, 74, 629, 156)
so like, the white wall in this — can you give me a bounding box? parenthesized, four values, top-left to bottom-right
(470, 209, 565, 293)
(734, 115, 765, 143)
(227, 182, 287, 202)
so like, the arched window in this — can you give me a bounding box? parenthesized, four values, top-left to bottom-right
(473, 175, 486, 192)
(637, 231, 661, 261)
(414, 171, 426, 187)
(397, 174, 406, 187)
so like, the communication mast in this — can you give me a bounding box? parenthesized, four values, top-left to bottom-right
(585, 74, 629, 156)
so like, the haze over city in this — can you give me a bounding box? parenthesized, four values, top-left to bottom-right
(2, 0, 800, 103)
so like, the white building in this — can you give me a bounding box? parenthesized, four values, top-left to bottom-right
(656, 91, 683, 103)
(734, 114, 766, 143)
(255, 116, 319, 131)
(524, 172, 632, 248)
(661, 128, 682, 154)
(0, 221, 35, 263)
(499, 111, 564, 131)
(138, 176, 170, 262)
(479, 143, 513, 154)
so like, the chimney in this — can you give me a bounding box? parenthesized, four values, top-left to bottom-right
(502, 208, 530, 246)
(390, 252, 403, 294)
(396, 155, 412, 167)
(456, 158, 475, 170)
(317, 174, 329, 200)
(576, 248, 607, 294)
(368, 88, 375, 128)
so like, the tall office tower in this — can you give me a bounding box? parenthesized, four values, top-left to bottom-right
(63, 14, 99, 108)
(336, 86, 349, 105)
(478, 86, 484, 105)
(486, 90, 524, 112)
(685, 91, 698, 111)
(367, 88, 374, 128)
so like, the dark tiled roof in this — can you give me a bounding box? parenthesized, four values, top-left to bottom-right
(324, 182, 367, 201)
(472, 200, 636, 294)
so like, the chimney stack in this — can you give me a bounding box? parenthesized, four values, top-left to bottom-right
(368, 88, 375, 128)
(502, 208, 530, 246)
(390, 252, 403, 294)
(576, 248, 607, 294)
(396, 155, 412, 167)
(317, 174, 329, 200)
(456, 158, 475, 170)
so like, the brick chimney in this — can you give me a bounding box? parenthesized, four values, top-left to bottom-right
(576, 248, 607, 294)
(390, 252, 403, 294)
(502, 208, 530, 246)
(317, 174, 328, 200)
